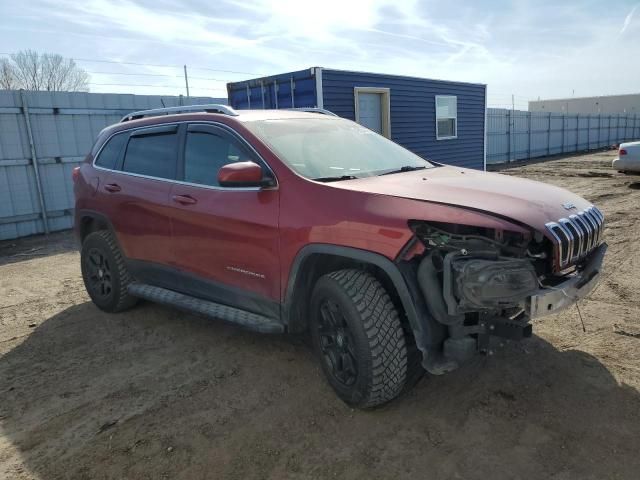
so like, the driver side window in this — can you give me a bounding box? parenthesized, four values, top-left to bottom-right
(184, 130, 253, 187)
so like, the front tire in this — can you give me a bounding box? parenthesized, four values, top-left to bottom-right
(310, 269, 408, 408)
(81, 230, 137, 313)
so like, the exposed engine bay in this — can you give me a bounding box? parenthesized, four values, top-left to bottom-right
(406, 220, 606, 370)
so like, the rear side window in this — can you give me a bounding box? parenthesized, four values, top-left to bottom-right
(122, 132, 178, 179)
(184, 131, 252, 186)
(95, 133, 127, 170)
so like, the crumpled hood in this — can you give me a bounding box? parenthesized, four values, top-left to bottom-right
(333, 166, 594, 233)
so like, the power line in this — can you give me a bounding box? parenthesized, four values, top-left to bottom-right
(88, 82, 226, 92)
(0, 52, 263, 76)
(189, 65, 262, 76)
(86, 71, 179, 78)
(72, 57, 261, 76)
(85, 71, 228, 82)
(189, 75, 229, 82)
(1, 51, 242, 93)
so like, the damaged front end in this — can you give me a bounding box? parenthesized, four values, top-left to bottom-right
(404, 218, 606, 372)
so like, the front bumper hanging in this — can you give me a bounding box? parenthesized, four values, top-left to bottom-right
(526, 243, 607, 319)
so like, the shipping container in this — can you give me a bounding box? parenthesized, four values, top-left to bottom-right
(227, 67, 487, 170)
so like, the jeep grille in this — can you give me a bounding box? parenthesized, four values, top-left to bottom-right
(545, 206, 604, 268)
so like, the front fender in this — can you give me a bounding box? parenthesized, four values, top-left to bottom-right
(283, 243, 446, 364)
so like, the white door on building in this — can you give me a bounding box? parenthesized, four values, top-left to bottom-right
(357, 92, 383, 134)
(354, 87, 391, 138)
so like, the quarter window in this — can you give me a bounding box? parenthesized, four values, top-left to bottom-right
(184, 131, 251, 186)
(95, 133, 127, 170)
(122, 132, 178, 179)
(436, 96, 457, 140)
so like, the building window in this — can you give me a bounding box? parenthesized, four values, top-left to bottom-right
(436, 95, 457, 140)
(354, 87, 391, 138)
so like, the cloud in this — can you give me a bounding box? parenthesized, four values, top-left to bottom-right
(620, 3, 638, 34)
(48, 0, 272, 49)
(1, 0, 638, 102)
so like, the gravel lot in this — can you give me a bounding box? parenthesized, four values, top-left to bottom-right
(1, 150, 639, 480)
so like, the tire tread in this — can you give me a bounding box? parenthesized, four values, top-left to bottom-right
(327, 269, 407, 407)
(83, 230, 137, 312)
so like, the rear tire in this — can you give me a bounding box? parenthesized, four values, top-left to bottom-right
(81, 230, 137, 313)
(310, 269, 408, 408)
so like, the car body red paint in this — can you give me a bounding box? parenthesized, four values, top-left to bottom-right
(74, 109, 607, 383)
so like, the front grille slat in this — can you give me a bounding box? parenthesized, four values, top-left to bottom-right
(583, 209, 600, 250)
(592, 207, 605, 243)
(568, 214, 586, 258)
(572, 214, 591, 257)
(559, 219, 580, 261)
(546, 205, 604, 268)
(592, 206, 604, 223)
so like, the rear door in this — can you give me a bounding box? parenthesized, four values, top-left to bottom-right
(103, 124, 178, 271)
(168, 123, 280, 315)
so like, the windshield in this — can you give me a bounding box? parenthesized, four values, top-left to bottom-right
(244, 117, 435, 180)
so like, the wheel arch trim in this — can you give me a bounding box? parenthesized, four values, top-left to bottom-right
(76, 210, 121, 245)
(283, 244, 441, 358)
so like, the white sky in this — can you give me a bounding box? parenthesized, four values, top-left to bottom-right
(0, 0, 639, 109)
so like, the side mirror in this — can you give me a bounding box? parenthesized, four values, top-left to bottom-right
(217, 161, 273, 188)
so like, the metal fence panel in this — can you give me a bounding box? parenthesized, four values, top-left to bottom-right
(0, 90, 225, 240)
(2, 93, 640, 240)
(487, 108, 640, 165)
(512, 111, 529, 161)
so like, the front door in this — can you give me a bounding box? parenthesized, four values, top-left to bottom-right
(168, 123, 280, 316)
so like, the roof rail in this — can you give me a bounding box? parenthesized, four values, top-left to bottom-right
(120, 104, 238, 122)
(287, 107, 338, 117)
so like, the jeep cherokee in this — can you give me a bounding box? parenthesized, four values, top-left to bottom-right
(73, 104, 607, 408)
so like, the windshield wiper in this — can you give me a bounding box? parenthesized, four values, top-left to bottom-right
(379, 165, 427, 176)
(313, 175, 359, 182)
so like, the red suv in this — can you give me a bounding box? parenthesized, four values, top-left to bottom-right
(74, 104, 607, 407)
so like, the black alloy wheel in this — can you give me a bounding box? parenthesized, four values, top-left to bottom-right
(84, 247, 113, 299)
(317, 298, 359, 386)
(80, 230, 137, 312)
(310, 269, 408, 408)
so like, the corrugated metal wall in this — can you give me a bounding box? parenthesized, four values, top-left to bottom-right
(529, 94, 640, 114)
(321, 69, 486, 170)
(227, 69, 317, 109)
(228, 68, 486, 170)
(0, 90, 224, 241)
(487, 108, 640, 164)
(4, 89, 637, 241)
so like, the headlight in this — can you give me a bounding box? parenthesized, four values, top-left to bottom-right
(444, 256, 539, 313)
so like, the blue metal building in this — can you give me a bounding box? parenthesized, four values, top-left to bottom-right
(227, 67, 487, 170)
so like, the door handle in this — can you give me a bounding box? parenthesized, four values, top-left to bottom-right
(172, 194, 197, 205)
(104, 183, 121, 193)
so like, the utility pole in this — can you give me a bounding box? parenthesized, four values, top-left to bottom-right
(183, 65, 190, 98)
(511, 94, 515, 162)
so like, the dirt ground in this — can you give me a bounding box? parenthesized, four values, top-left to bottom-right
(1, 149, 640, 480)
